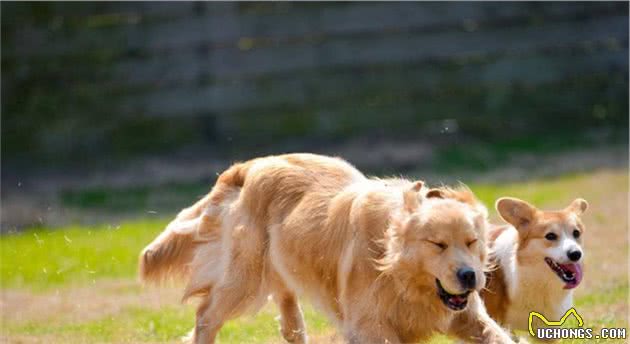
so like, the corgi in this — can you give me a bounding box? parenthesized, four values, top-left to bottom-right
(139, 153, 516, 343)
(480, 197, 588, 332)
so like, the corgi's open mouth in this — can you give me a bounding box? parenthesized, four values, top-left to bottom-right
(436, 279, 470, 311)
(544, 257, 583, 289)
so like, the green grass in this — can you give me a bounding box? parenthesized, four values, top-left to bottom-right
(1, 170, 627, 343)
(0, 219, 167, 290)
(576, 281, 628, 309)
(472, 173, 596, 207)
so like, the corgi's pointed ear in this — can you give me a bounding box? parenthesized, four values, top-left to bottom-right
(403, 181, 424, 213)
(565, 198, 588, 215)
(495, 197, 537, 228)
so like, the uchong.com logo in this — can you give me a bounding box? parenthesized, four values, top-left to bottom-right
(528, 308, 627, 340)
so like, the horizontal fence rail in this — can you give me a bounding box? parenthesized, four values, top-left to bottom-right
(2, 2, 628, 165)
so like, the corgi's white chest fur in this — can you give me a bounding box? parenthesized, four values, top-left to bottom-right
(493, 227, 574, 330)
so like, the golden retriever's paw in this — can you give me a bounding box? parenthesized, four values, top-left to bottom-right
(280, 327, 307, 344)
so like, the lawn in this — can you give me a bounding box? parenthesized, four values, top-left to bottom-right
(1, 169, 627, 343)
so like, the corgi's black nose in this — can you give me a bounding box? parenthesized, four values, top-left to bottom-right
(457, 267, 476, 290)
(568, 250, 582, 262)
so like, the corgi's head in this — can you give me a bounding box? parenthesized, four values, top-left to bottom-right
(496, 197, 588, 290)
(378, 183, 489, 312)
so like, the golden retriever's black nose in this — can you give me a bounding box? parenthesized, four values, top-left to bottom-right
(568, 250, 582, 262)
(457, 267, 476, 289)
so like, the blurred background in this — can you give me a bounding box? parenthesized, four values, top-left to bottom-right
(0, 3, 628, 343)
(2, 2, 628, 229)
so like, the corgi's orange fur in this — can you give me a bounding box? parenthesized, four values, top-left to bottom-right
(140, 154, 515, 343)
(459, 197, 588, 334)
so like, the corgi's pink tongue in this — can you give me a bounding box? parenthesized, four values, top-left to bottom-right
(561, 263, 583, 289)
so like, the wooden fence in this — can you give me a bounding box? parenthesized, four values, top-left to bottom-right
(2, 2, 628, 165)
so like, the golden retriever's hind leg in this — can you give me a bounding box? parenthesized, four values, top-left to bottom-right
(194, 277, 263, 343)
(274, 292, 307, 344)
(193, 224, 266, 344)
(189, 296, 211, 343)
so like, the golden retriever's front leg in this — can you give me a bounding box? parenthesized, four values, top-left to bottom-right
(273, 291, 307, 344)
(449, 294, 515, 344)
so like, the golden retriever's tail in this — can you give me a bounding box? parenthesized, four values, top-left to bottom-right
(138, 161, 251, 285)
(138, 194, 212, 284)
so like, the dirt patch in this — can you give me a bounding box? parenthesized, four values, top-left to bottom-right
(1, 280, 184, 326)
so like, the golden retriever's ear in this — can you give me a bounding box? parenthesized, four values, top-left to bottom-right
(426, 188, 444, 199)
(495, 197, 537, 228)
(565, 198, 588, 215)
(403, 181, 424, 213)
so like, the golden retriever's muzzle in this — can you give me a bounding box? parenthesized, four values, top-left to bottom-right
(436, 279, 471, 311)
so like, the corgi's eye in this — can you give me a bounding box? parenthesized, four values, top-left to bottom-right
(467, 239, 478, 247)
(427, 240, 448, 250)
(573, 229, 581, 239)
(545, 233, 558, 241)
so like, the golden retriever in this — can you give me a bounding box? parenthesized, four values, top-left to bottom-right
(140, 153, 514, 343)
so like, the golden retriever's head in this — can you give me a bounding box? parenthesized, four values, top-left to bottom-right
(378, 183, 489, 312)
(496, 197, 588, 289)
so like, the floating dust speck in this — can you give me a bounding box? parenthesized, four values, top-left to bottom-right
(33, 233, 44, 246)
(64, 235, 72, 243)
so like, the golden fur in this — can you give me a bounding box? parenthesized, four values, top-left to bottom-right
(480, 224, 512, 323)
(140, 153, 515, 343)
